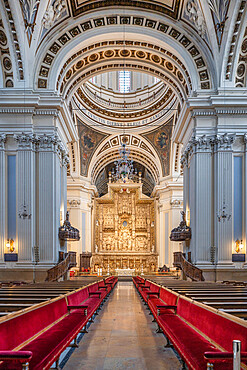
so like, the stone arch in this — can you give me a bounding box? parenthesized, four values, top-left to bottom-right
(89, 133, 163, 185)
(34, 10, 215, 94)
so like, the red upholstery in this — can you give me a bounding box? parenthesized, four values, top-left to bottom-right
(134, 279, 247, 370)
(0, 279, 117, 370)
(140, 282, 160, 303)
(157, 296, 247, 370)
(148, 287, 178, 318)
(0, 297, 67, 351)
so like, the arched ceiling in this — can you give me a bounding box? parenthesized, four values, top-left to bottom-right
(0, 0, 246, 90)
(1, 0, 247, 190)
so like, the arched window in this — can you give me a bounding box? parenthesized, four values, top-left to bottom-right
(118, 71, 131, 93)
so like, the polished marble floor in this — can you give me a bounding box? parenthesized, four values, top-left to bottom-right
(64, 282, 181, 370)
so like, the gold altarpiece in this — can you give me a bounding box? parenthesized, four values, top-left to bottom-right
(92, 181, 158, 274)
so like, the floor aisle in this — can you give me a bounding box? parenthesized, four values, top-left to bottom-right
(64, 282, 180, 370)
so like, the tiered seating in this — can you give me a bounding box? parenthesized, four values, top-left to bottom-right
(133, 277, 247, 369)
(0, 276, 118, 369)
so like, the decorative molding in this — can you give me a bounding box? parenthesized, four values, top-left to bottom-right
(19, 0, 40, 45)
(56, 43, 191, 100)
(68, 199, 81, 207)
(181, 133, 236, 167)
(185, 0, 206, 38)
(0, 134, 7, 149)
(42, 0, 66, 30)
(0, 108, 35, 114)
(2, 0, 24, 80)
(69, 0, 180, 20)
(235, 26, 247, 87)
(213, 133, 235, 149)
(0, 18, 14, 87)
(225, 0, 246, 80)
(75, 85, 175, 125)
(192, 108, 247, 116)
(207, 0, 230, 46)
(14, 132, 36, 149)
(37, 15, 211, 91)
(38, 133, 57, 150)
(170, 199, 182, 208)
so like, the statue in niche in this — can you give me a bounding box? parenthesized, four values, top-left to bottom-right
(95, 245, 98, 253)
(150, 263, 155, 272)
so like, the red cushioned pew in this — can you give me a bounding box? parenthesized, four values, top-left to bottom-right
(147, 285, 178, 321)
(0, 278, 118, 369)
(156, 294, 247, 369)
(134, 278, 247, 369)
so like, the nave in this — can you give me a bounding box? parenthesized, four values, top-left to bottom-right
(63, 282, 180, 370)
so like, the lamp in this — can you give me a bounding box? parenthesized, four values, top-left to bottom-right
(235, 239, 244, 254)
(6, 239, 15, 253)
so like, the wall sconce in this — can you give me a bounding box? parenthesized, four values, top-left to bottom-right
(235, 239, 244, 254)
(232, 239, 245, 263)
(6, 239, 15, 253)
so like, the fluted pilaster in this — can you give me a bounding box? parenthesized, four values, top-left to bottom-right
(14, 133, 35, 262)
(0, 135, 6, 262)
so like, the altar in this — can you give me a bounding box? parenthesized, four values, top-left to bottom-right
(115, 268, 135, 276)
(91, 180, 158, 274)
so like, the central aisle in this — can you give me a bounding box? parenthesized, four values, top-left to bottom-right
(64, 282, 180, 369)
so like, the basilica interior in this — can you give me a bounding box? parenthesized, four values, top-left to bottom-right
(0, 0, 247, 369)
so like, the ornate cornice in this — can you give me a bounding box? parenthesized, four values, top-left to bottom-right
(191, 108, 247, 117)
(0, 108, 35, 114)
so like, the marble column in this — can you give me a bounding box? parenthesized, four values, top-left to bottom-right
(14, 133, 35, 263)
(213, 134, 235, 264)
(0, 135, 6, 263)
(37, 134, 61, 264)
(188, 137, 212, 265)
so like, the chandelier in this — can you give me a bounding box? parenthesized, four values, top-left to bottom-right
(111, 143, 137, 183)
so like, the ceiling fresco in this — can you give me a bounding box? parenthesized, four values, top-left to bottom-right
(77, 117, 108, 176)
(69, 0, 180, 19)
(142, 116, 173, 177)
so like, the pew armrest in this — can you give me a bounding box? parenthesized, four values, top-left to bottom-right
(204, 351, 247, 362)
(89, 292, 101, 298)
(157, 305, 177, 315)
(98, 286, 108, 290)
(0, 350, 33, 363)
(67, 305, 88, 315)
(147, 292, 160, 299)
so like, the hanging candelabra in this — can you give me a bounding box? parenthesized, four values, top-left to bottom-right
(111, 142, 137, 183)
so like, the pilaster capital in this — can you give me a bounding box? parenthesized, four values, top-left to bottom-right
(170, 199, 183, 208)
(0, 134, 7, 149)
(211, 133, 235, 150)
(62, 153, 70, 167)
(68, 199, 81, 208)
(14, 132, 36, 149)
(38, 133, 58, 150)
